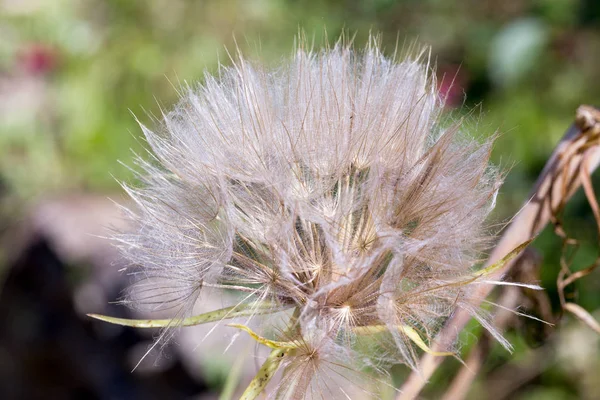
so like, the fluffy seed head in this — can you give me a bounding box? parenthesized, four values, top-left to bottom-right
(116, 36, 504, 397)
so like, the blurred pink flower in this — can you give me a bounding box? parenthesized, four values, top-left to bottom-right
(18, 43, 57, 75)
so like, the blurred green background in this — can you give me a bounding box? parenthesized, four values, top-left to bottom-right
(1, 1, 599, 399)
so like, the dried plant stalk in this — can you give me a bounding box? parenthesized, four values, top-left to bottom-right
(397, 105, 600, 400)
(441, 247, 551, 400)
(555, 114, 600, 333)
(441, 266, 535, 399)
(440, 286, 521, 400)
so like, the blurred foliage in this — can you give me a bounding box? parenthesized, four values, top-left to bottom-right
(1, 0, 600, 399)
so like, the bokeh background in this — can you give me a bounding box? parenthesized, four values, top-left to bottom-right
(1, 1, 599, 399)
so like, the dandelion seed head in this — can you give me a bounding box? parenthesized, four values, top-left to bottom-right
(116, 35, 505, 398)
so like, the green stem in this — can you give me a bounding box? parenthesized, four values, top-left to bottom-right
(237, 307, 300, 399)
(219, 343, 247, 400)
(240, 348, 288, 400)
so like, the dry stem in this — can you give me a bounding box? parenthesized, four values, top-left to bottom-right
(441, 247, 552, 400)
(397, 105, 600, 400)
(440, 284, 521, 400)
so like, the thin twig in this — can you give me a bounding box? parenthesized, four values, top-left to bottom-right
(441, 248, 550, 400)
(440, 286, 521, 400)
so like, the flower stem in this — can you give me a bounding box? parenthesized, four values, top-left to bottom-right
(238, 308, 301, 399)
(240, 348, 288, 400)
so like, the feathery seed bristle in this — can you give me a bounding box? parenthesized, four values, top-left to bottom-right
(114, 36, 510, 398)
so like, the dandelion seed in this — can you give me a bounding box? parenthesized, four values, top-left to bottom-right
(99, 35, 533, 399)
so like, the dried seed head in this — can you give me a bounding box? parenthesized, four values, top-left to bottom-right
(115, 36, 507, 398)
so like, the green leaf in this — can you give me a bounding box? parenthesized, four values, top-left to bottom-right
(354, 325, 454, 357)
(476, 238, 534, 277)
(228, 323, 299, 350)
(87, 302, 283, 328)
